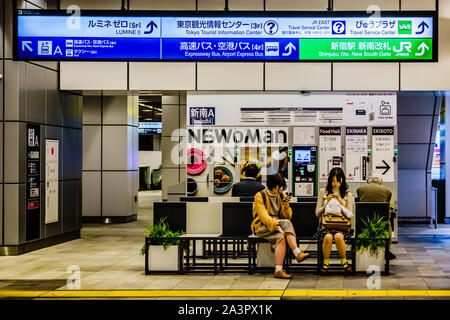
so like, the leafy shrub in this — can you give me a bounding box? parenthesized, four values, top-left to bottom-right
(140, 217, 184, 255)
(355, 213, 391, 258)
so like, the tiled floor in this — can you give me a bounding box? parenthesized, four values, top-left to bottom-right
(0, 191, 450, 299)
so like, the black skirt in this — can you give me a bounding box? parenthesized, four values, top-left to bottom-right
(313, 222, 354, 242)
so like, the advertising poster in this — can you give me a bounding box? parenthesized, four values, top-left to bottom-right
(186, 143, 212, 197)
(372, 127, 395, 183)
(26, 124, 41, 241)
(264, 146, 289, 181)
(319, 127, 342, 182)
(211, 135, 236, 197)
(45, 139, 59, 224)
(345, 127, 368, 182)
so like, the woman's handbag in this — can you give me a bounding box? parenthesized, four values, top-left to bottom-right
(322, 198, 352, 232)
(321, 215, 351, 232)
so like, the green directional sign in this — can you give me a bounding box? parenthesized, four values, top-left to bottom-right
(298, 38, 432, 60)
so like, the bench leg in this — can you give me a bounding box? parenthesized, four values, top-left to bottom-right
(248, 240, 253, 275)
(213, 239, 218, 275)
(317, 241, 323, 274)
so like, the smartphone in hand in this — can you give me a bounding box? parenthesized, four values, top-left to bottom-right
(283, 192, 293, 202)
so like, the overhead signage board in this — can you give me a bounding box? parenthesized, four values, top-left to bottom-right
(372, 127, 395, 182)
(15, 10, 437, 62)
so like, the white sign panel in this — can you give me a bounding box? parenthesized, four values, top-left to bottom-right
(345, 127, 368, 182)
(187, 91, 397, 127)
(240, 107, 342, 126)
(319, 127, 342, 182)
(343, 92, 397, 126)
(45, 140, 59, 224)
(372, 127, 395, 183)
(293, 127, 316, 145)
(295, 182, 314, 196)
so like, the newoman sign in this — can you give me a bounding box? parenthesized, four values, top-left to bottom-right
(15, 10, 437, 62)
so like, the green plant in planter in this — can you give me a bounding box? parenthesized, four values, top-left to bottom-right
(140, 217, 184, 256)
(355, 213, 391, 258)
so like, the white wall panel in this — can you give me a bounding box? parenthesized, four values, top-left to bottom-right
(197, 63, 263, 90)
(60, 0, 122, 9)
(198, 0, 225, 10)
(398, 144, 429, 169)
(186, 203, 222, 234)
(4, 0, 15, 58)
(162, 95, 181, 105)
(82, 126, 101, 171)
(161, 136, 183, 168)
(162, 104, 181, 136)
(83, 96, 102, 125)
(398, 116, 433, 143)
(333, 0, 399, 11)
(401, 0, 435, 10)
(265, 63, 331, 90)
(60, 62, 127, 90)
(102, 96, 129, 125)
(4, 122, 20, 183)
(82, 172, 101, 216)
(162, 168, 181, 199)
(398, 169, 427, 217)
(333, 63, 399, 91)
(401, 0, 450, 90)
(129, 0, 196, 10)
(4, 61, 25, 121)
(102, 126, 128, 170)
(4, 185, 20, 245)
(266, 0, 328, 11)
(229, 0, 263, 10)
(129, 63, 196, 91)
(102, 172, 134, 217)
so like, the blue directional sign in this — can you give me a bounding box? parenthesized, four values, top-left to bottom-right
(15, 10, 437, 62)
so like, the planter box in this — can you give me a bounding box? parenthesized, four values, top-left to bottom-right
(256, 242, 275, 268)
(356, 249, 386, 273)
(147, 245, 180, 271)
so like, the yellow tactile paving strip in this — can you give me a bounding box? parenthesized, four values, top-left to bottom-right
(1, 290, 450, 298)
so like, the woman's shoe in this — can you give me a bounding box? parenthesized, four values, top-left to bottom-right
(320, 264, 328, 274)
(273, 270, 293, 279)
(296, 252, 310, 263)
(342, 262, 352, 272)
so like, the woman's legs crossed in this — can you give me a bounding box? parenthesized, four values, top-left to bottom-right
(274, 237, 287, 266)
(285, 233, 298, 251)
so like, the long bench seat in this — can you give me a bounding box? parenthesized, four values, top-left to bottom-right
(150, 200, 390, 275)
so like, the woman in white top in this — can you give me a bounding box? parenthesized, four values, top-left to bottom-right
(314, 167, 354, 273)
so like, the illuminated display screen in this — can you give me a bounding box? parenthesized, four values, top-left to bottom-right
(15, 10, 437, 62)
(295, 149, 311, 163)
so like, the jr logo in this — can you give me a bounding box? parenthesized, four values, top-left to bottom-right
(393, 42, 412, 53)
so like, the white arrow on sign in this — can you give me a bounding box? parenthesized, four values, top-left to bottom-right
(415, 42, 429, 56)
(22, 41, 33, 52)
(282, 42, 296, 56)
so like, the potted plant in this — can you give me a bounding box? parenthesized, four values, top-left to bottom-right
(355, 213, 391, 272)
(141, 217, 184, 272)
